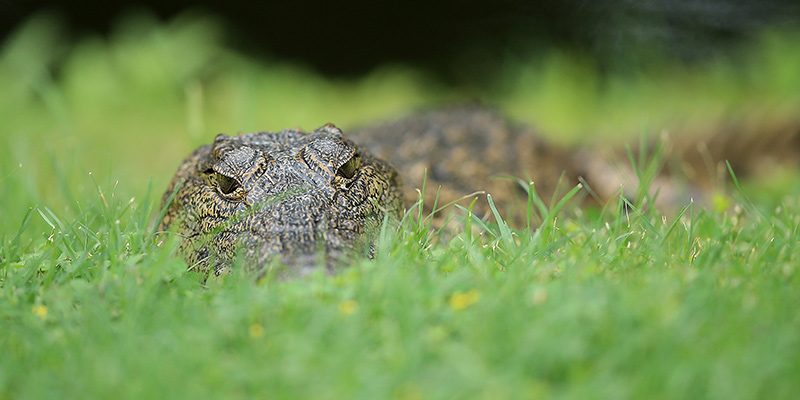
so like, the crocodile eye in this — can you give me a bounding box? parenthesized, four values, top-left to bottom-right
(206, 172, 244, 200)
(216, 173, 240, 195)
(337, 155, 361, 179)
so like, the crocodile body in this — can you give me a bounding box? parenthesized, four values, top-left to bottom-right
(160, 106, 640, 275)
(347, 107, 614, 219)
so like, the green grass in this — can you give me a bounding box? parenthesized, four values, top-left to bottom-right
(3, 12, 800, 400)
(498, 29, 800, 143)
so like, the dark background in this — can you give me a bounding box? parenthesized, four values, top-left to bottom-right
(2, 0, 799, 83)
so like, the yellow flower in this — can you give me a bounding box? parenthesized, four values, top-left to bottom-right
(531, 288, 548, 306)
(32, 305, 47, 319)
(248, 323, 265, 339)
(338, 300, 359, 316)
(712, 192, 732, 214)
(449, 289, 480, 311)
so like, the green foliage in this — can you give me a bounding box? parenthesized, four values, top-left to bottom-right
(498, 30, 800, 142)
(2, 12, 800, 400)
(3, 159, 800, 399)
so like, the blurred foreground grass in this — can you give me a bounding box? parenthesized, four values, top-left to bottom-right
(2, 11, 800, 400)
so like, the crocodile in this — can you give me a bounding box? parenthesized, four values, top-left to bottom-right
(159, 106, 685, 276)
(159, 123, 404, 276)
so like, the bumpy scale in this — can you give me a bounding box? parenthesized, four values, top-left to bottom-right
(159, 124, 404, 276)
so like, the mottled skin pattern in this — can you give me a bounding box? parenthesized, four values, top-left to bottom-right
(161, 106, 655, 275)
(349, 106, 629, 220)
(159, 124, 403, 276)
(161, 105, 800, 275)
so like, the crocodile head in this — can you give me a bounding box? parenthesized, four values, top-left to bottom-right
(159, 124, 404, 277)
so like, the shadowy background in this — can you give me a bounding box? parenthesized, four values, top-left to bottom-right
(3, 0, 799, 85)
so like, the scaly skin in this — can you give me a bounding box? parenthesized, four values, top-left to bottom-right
(161, 106, 696, 275)
(349, 106, 598, 220)
(159, 124, 403, 276)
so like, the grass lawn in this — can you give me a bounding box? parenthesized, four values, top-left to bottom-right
(2, 13, 800, 400)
